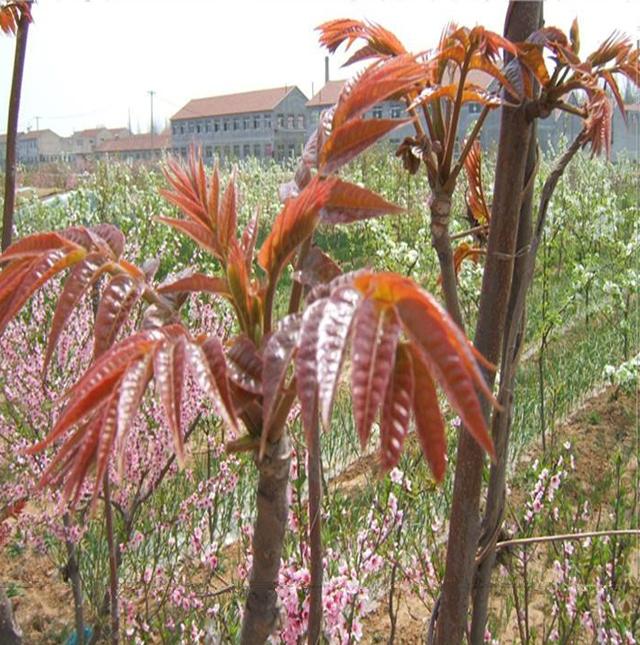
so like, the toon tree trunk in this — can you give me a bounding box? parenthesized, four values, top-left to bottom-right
(240, 433, 291, 644)
(433, 3, 542, 643)
(2, 8, 30, 252)
(470, 118, 540, 644)
(0, 585, 22, 645)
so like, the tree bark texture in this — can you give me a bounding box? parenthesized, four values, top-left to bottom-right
(430, 192, 465, 329)
(2, 10, 30, 252)
(470, 119, 539, 644)
(434, 3, 543, 643)
(307, 414, 323, 645)
(472, 127, 586, 641)
(64, 512, 86, 645)
(0, 585, 22, 645)
(240, 434, 291, 644)
(103, 476, 120, 645)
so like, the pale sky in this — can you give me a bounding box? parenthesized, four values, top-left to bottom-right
(0, 0, 638, 137)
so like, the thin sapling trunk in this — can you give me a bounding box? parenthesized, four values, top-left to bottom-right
(434, 4, 543, 642)
(240, 434, 291, 645)
(2, 6, 30, 251)
(470, 128, 587, 639)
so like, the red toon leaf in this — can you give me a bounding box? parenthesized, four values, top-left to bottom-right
(44, 252, 110, 374)
(154, 338, 187, 465)
(263, 314, 302, 434)
(295, 300, 327, 445)
(409, 345, 447, 482)
(464, 140, 491, 226)
(320, 119, 410, 175)
(94, 274, 143, 358)
(316, 287, 360, 429)
(351, 298, 401, 448)
(379, 343, 414, 471)
(258, 176, 335, 280)
(320, 178, 404, 224)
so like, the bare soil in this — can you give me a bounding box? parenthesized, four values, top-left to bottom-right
(361, 386, 638, 643)
(0, 546, 74, 643)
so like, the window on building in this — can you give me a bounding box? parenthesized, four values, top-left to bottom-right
(243, 144, 250, 158)
(253, 144, 261, 157)
(205, 121, 211, 133)
(253, 115, 260, 129)
(297, 114, 305, 129)
(196, 124, 201, 133)
(172, 124, 178, 135)
(188, 122, 194, 132)
(180, 124, 185, 134)
(223, 120, 229, 131)
(265, 143, 273, 157)
(233, 118, 240, 131)
(214, 120, 220, 132)
(223, 145, 231, 157)
(264, 114, 272, 129)
(372, 106, 383, 119)
(233, 144, 240, 157)
(287, 114, 295, 129)
(215, 146, 221, 157)
(390, 106, 402, 118)
(277, 114, 285, 128)
(243, 116, 250, 130)
(276, 143, 285, 159)
(310, 111, 319, 125)
(288, 144, 296, 158)
(205, 146, 213, 158)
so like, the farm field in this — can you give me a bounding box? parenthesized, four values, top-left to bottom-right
(0, 148, 637, 643)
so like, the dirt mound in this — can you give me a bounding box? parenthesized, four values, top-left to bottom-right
(361, 386, 638, 642)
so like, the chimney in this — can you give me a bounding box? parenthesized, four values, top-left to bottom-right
(325, 56, 330, 83)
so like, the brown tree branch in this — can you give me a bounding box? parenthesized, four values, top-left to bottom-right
(496, 529, 640, 551)
(307, 412, 323, 644)
(470, 128, 586, 639)
(103, 475, 119, 645)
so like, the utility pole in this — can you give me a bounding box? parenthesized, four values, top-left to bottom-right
(148, 90, 155, 160)
(148, 90, 155, 134)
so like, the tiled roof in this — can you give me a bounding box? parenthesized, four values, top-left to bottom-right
(71, 128, 101, 138)
(17, 129, 60, 140)
(307, 72, 496, 110)
(306, 80, 346, 107)
(71, 127, 130, 139)
(95, 130, 170, 153)
(171, 86, 304, 120)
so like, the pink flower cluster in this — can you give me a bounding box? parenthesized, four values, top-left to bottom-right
(523, 453, 567, 526)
